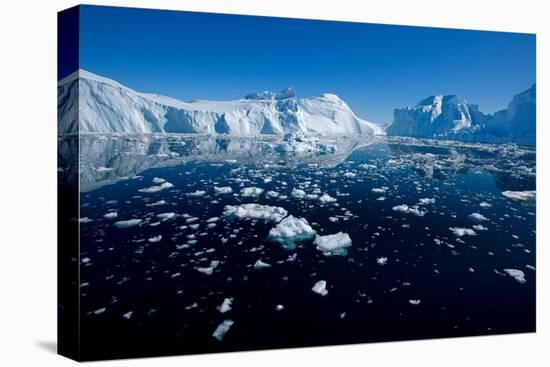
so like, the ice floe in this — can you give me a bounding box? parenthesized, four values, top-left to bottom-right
(187, 190, 206, 197)
(503, 268, 527, 284)
(319, 193, 337, 204)
(409, 299, 421, 305)
(212, 320, 234, 341)
(214, 186, 233, 194)
(314, 232, 352, 256)
(253, 259, 273, 269)
(223, 204, 287, 222)
(469, 212, 489, 222)
(268, 215, 316, 244)
(157, 212, 176, 220)
(114, 219, 142, 229)
(376, 257, 388, 265)
(502, 190, 536, 202)
(312, 280, 328, 296)
(138, 181, 174, 193)
(392, 204, 426, 217)
(449, 227, 477, 237)
(241, 187, 264, 198)
(103, 211, 118, 219)
(217, 298, 233, 313)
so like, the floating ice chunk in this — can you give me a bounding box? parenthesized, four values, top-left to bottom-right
(114, 219, 142, 229)
(253, 259, 272, 269)
(157, 212, 176, 220)
(479, 202, 492, 208)
(78, 217, 93, 223)
(409, 299, 421, 305)
(371, 187, 387, 194)
(344, 172, 356, 178)
(268, 216, 316, 243)
(291, 188, 306, 198)
(319, 193, 337, 204)
(376, 257, 388, 265)
(152, 177, 166, 184)
(503, 268, 526, 284)
(240, 187, 264, 198)
(472, 224, 488, 231)
(312, 280, 328, 296)
(147, 200, 167, 207)
(419, 198, 435, 205)
(81, 257, 91, 264)
(139, 182, 174, 193)
(469, 212, 489, 222)
(449, 227, 477, 237)
(206, 217, 219, 223)
(217, 298, 233, 313)
(214, 186, 233, 194)
(148, 235, 162, 243)
(314, 232, 352, 256)
(103, 212, 118, 219)
(212, 320, 234, 341)
(93, 307, 106, 315)
(276, 304, 285, 311)
(187, 190, 206, 197)
(122, 311, 133, 320)
(223, 204, 287, 222)
(502, 190, 535, 202)
(266, 190, 280, 198)
(392, 204, 426, 217)
(196, 260, 220, 275)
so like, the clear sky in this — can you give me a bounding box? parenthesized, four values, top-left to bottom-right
(75, 5, 536, 125)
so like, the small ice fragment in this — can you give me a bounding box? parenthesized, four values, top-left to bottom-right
(122, 311, 133, 320)
(253, 259, 272, 270)
(223, 204, 287, 222)
(214, 186, 233, 194)
(157, 212, 176, 220)
(217, 298, 233, 313)
(103, 212, 118, 219)
(212, 320, 234, 341)
(187, 190, 206, 197)
(503, 268, 526, 284)
(291, 188, 306, 198)
(449, 227, 477, 237)
(312, 280, 328, 296)
(469, 212, 489, 222)
(276, 305, 285, 311)
(152, 177, 166, 184)
(138, 181, 174, 193)
(113, 219, 142, 229)
(376, 257, 388, 265)
(319, 193, 337, 203)
(78, 217, 93, 223)
(419, 198, 435, 205)
(409, 299, 421, 305)
(148, 235, 162, 243)
(93, 307, 106, 315)
(241, 187, 264, 198)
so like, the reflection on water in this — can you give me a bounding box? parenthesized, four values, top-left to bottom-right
(65, 134, 536, 360)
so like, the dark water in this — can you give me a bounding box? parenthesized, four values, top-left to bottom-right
(74, 136, 536, 360)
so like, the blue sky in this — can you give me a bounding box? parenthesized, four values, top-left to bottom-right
(76, 5, 535, 125)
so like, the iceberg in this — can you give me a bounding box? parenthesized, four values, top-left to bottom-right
(58, 70, 383, 136)
(223, 204, 288, 222)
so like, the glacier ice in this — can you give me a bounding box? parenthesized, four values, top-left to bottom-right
(58, 70, 384, 137)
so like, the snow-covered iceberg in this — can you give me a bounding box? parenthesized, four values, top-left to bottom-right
(58, 69, 384, 136)
(387, 85, 536, 145)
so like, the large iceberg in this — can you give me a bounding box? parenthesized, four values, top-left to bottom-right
(387, 85, 536, 145)
(58, 70, 384, 136)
